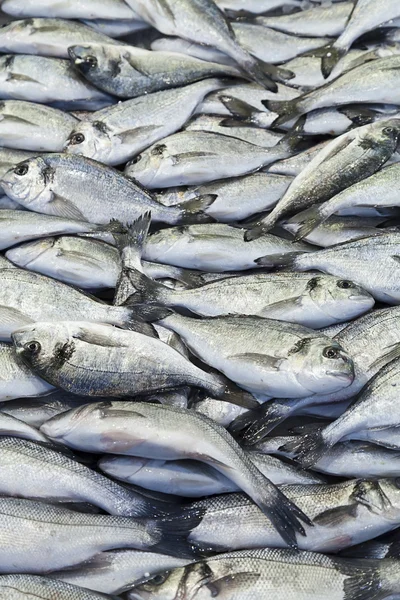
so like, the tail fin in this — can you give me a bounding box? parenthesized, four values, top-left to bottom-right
(242, 57, 278, 92)
(151, 506, 206, 558)
(220, 95, 258, 122)
(244, 222, 267, 242)
(218, 378, 259, 410)
(262, 98, 300, 127)
(335, 557, 398, 600)
(339, 106, 377, 128)
(177, 195, 216, 225)
(280, 427, 332, 469)
(229, 399, 297, 445)
(277, 114, 309, 154)
(321, 43, 346, 79)
(292, 205, 326, 242)
(121, 267, 172, 306)
(254, 251, 303, 269)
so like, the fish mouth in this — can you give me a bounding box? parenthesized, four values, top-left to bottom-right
(348, 294, 374, 303)
(326, 371, 353, 381)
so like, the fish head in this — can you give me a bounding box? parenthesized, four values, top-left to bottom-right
(306, 276, 375, 321)
(352, 479, 400, 521)
(126, 143, 172, 188)
(5, 237, 56, 268)
(372, 118, 400, 151)
(68, 44, 124, 81)
(39, 402, 99, 441)
(128, 563, 215, 600)
(0, 156, 53, 208)
(12, 321, 73, 373)
(99, 455, 148, 478)
(144, 227, 190, 261)
(65, 120, 113, 163)
(288, 337, 354, 395)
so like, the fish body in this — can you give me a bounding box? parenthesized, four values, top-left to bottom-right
(1, 0, 137, 19)
(0, 574, 115, 599)
(81, 17, 149, 38)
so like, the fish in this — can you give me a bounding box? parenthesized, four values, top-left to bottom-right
(264, 231, 400, 304)
(81, 18, 149, 38)
(267, 140, 330, 176)
(1, 0, 138, 20)
(98, 450, 324, 497)
(192, 395, 249, 427)
(0, 18, 120, 58)
(0, 54, 114, 110)
(123, 0, 282, 90)
(0, 497, 199, 572)
(68, 44, 242, 99)
(265, 56, 400, 126)
(64, 78, 230, 166)
(0, 436, 173, 517)
(157, 172, 292, 222)
(256, 2, 355, 38)
(0, 574, 117, 599)
(0, 153, 214, 225)
(320, 0, 400, 78)
(293, 163, 400, 240)
(0, 99, 78, 152)
(143, 223, 313, 272)
(49, 551, 192, 595)
(150, 36, 238, 66)
(285, 355, 400, 467)
(124, 125, 306, 188)
(12, 321, 255, 406)
(127, 547, 400, 600)
(39, 400, 311, 548)
(340, 530, 400, 560)
(184, 478, 400, 553)
(245, 119, 400, 240)
(126, 268, 374, 328)
(0, 147, 42, 194)
(0, 342, 53, 401)
(156, 312, 355, 398)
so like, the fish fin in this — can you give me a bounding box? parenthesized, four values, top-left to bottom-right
(72, 325, 127, 348)
(0, 305, 33, 327)
(0, 113, 36, 127)
(262, 98, 300, 127)
(172, 151, 215, 164)
(320, 44, 347, 79)
(219, 378, 260, 410)
(292, 205, 325, 242)
(118, 125, 160, 145)
(151, 506, 206, 558)
(48, 193, 87, 221)
(168, 268, 205, 288)
(6, 72, 40, 83)
(278, 114, 308, 153)
(120, 267, 172, 305)
(229, 399, 296, 445)
(206, 572, 261, 596)
(387, 539, 400, 559)
(338, 559, 390, 600)
(254, 251, 303, 268)
(176, 194, 217, 225)
(280, 428, 331, 469)
(219, 117, 258, 128)
(124, 302, 174, 324)
(219, 95, 258, 121)
(393, 255, 400, 263)
(244, 223, 266, 242)
(313, 504, 359, 527)
(228, 352, 281, 370)
(368, 342, 400, 371)
(258, 60, 294, 82)
(261, 295, 303, 314)
(241, 58, 278, 93)
(338, 106, 376, 127)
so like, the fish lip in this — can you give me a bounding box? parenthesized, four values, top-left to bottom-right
(326, 371, 353, 381)
(348, 294, 373, 303)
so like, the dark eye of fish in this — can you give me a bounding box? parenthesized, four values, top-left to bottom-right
(69, 133, 85, 146)
(383, 127, 395, 136)
(151, 144, 167, 156)
(14, 164, 29, 176)
(130, 154, 142, 165)
(24, 341, 41, 354)
(149, 572, 170, 586)
(84, 56, 98, 68)
(323, 347, 339, 359)
(337, 280, 354, 289)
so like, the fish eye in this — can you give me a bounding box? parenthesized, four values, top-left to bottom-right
(323, 346, 339, 359)
(24, 341, 41, 354)
(84, 55, 97, 68)
(151, 144, 166, 156)
(69, 133, 85, 146)
(130, 154, 142, 165)
(337, 280, 354, 289)
(14, 164, 29, 176)
(383, 126, 395, 135)
(149, 572, 169, 586)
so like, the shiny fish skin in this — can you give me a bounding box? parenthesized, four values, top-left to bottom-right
(64, 79, 229, 166)
(80, 18, 149, 38)
(68, 44, 241, 99)
(158, 313, 354, 398)
(0, 153, 210, 225)
(0, 574, 115, 599)
(38, 400, 312, 549)
(0, 54, 114, 110)
(0, 414, 49, 443)
(0, 342, 53, 401)
(0, 18, 119, 59)
(1, 0, 137, 20)
(0, 100, 78, 152)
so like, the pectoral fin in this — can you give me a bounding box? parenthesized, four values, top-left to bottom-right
(73, 325, 128, 349)
(206, 572, 260, 596)
(228, 353, 280, 370)
(48, 194, 87, 221)
(313, 504, 358, 527)
(119, 125, 158, 145)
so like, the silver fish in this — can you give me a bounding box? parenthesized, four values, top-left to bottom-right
(0, 153, 213, 225)
(0, 413, 49, 443)
(246, 119, 400, 240)
(39, 400, 311, 548)
(0, 100, 78, 151)
(124, 128, 303, 188)
(0, 342, 53, 401)
(64, 79, 229, 166)
(0, 54, 114, 110)
(127, 268, 374, 328)
(143, 223, 313, 272)
(0, 497, 198, 572)
(267, 140, 330, 176)
(81, 18, 149, 38)
(157, 172, 292, 222)
(150, 36, 237, 66)
(1, 0, 138, 20)
(0, 574, 115, 599)
(0, 18, 119, 58)
(128, 547, 400, 600)
(68, 44, 241, 99)
(124, 0, 280, 90)
(157, 312, 354, 398)
(320, 0, 400, 77)
(192, 395, 248, 427)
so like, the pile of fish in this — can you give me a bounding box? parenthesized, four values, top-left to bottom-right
(2, 0, 400, 598)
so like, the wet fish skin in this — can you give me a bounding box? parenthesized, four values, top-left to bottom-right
(124, 0, 278, 90)
(127, 267, 374, 328)
(1, 0, 137, 20)
(0, 342, 53, 401)
(0, 153, 212, 225)
(267, 140, 330, 177)
(158, 312, 354, 398)
(0, 100, 78, 151)
(64, 78, 230, 166)
(0, 54, 114, 110)
(68, 44, 241, 99)
(0, 497, 197, 572)
(39, 400, 311, 549)
(0, 574, 116, 599)
(128, 547, 400, 600)
(245, 119, 400, 240)
(81, 18, 149, 38)
(0, 18, 119, 59)
(143, 223, 313, 272)
(49, 550, 191, 595)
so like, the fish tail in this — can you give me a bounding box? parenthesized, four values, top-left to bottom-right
(171, 268, 206, 288)
(219, 95, 259, 123)
(280, 427, 331, 469)
(241, 57, 278, 92)
(279, 114, 309, 153)
(121, 267, 172, 306)
(320, 43, 346, 79)
(292, 205, 326, 242)
(150, 506, 206, 558)
(337, 558, 400, 600)
(229, 399, 296, 445)
(254, 251, 303, 269)
(215, 377, 259, 410)
(262, 98, 301, 127)
(177, 194, 217, 225)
